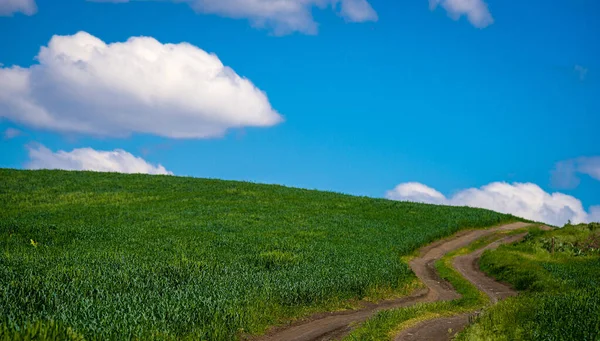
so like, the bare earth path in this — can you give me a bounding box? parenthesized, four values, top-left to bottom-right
(255, 222, 530, 341)
(394, 231, 528, 341)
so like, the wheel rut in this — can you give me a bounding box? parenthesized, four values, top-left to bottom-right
(394, 232, 527, 341)
(253, 222, 530, 341)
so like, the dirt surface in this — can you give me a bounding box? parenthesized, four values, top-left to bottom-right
(252, 292, 429, 341)
(255, 222, 530, 341)
(453, 233, 525, 304)
(395, 314, 471, 341)
(394, 228, 530, 341)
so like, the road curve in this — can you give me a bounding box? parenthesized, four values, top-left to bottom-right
(394, 231, 528, 341)
(254, 222, 530, 341)
(454, 233, 525, 304)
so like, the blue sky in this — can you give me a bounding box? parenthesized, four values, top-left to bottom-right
(0, 0, 599, 225)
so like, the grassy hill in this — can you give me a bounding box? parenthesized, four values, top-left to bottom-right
(0, 169, 518, 340)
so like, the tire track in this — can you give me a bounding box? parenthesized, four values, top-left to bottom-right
(394, 232, 529, 341)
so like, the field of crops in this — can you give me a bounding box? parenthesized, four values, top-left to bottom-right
(0, 169, 517, 340)
(458, 223, 600, 340)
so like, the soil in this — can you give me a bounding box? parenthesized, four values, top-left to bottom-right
(453, 233, 525, 304)
(394, 314, 471, 341)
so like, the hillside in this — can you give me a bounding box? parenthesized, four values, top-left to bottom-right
(458, 223, 600, 340)
(340, 223, 600, 341)
(0, 169, 518, 340)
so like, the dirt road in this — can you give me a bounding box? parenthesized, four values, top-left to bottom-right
(394, 231, 528, 341)
(255, 222, 530, 341)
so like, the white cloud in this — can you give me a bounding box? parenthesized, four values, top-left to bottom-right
(552, 157, 600, 189)
(386, 182, 597, 226)
(0, 0, 37, 16)
(386, 182, 447, 205)
(3, 128, 23, 140)
(91, 0, 378, 34)
(0, 32, 282, 139)
(429, 0, 493, 28)
(577, 157, 600, 181)
(26, 144, 172, 175)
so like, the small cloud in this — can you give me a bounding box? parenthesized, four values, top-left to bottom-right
(90, 0, 378, 35)
(386, 181, 595, 226)
(26, 144, 173, 175)
(386, 182, 446, 205)
(577, 157, 600, 180)
(551, 156, 600, 189)
(339, 0, 379, 23)
(429, 0, 494, 28)
(0, 0, 37, 16)
(3, 128, 23, 140)
(574, 64, 588, 81)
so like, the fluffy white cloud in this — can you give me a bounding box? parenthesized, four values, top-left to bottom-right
(0, 0, 37, 16)
(429, 0, 493, 28)
(386, 182, 598, 226)
(0, 32, 282, 139)
(91, 0, 378, 34)
(26, 144, 172, 175)
(386, 182, 447, 205)
(552, 157, 600, 189)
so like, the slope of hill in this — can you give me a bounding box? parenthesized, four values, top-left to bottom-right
(457, 223, 600, 340)
(342, 223, 600, 341)
(0, 169, 518, 340)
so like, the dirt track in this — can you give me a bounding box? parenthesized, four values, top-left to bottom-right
(454, 233, 525, 304)
(255, 222, 530, 341)
(394, 231, 527, 341)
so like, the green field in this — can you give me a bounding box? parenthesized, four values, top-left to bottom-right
(458, 223, 600, 341)
(0, 169, 518, 340)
